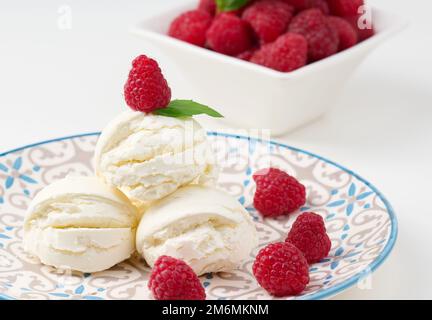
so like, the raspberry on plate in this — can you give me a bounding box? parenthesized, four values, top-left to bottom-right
(148, 255, 206, 300)
(250, 33, 307, 72)
(253, 242, 309, 297)
(168, 10, 213, 47)
(327, 16, 358, 50)
(198, 0, 216, 16)
(286, 212, 332, 263)
(242, 0, 294, 44)
(283, 0, 330, 14)
(327, 0, 364, 17)
(344, 14, 375, 41)
(253, 168, 306, 217)
(206, 13, 253, 56)
(124, 55, 171, 113)
(289, 8, 339, 61)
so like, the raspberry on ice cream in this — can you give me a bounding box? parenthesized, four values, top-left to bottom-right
(286, 212, 332, 263)
(253, 168, 306, 217)
(148, 255, 206, 300)
(124, 55, 171, 113)
(168, 10, 213, 47)
(327, 16, 358, 50)
(289, 8, 339, 61)
(250, 33, 307, 72)
(206, 13, 253, 56)
(242, 0, 294, 44)
(253, 242, 309, 297)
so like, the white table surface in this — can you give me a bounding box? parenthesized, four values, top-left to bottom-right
(1, 0, 431, 299)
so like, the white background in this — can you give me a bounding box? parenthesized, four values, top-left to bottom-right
(1, 0, 431, 299)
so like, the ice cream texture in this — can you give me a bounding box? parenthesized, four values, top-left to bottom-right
(136, 185, 258, 275)
(94, 111, 217, 207)
(23, 176, 138, 273)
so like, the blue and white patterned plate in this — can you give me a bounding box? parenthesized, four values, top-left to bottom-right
(0, 132, 397, 300)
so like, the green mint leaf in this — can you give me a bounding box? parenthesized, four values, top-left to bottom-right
(216, 0, 250, 12)
(153, 100, 224, 118)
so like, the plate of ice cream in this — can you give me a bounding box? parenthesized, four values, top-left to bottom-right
(0, 55, 396, 300)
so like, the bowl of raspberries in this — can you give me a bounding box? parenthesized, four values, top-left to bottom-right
(131, 0, 406, 135)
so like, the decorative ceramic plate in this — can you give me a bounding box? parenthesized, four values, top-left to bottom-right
(0, 132, 397, 300)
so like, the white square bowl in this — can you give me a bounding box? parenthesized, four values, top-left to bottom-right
(130, 1, 407, 135)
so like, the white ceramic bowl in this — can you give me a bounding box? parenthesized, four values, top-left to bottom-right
(130, 2, 406, 135)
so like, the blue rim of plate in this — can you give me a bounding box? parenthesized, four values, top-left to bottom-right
(0, 132, 398, 301)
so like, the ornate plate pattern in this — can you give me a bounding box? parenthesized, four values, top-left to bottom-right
(0, 133, 397, 300)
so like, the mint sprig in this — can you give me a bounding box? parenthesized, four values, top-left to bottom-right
(153, 100, 223, 118)
(216, 0, 250, 12)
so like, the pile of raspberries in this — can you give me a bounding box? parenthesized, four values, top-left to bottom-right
(148, 168, 332, 300)
(168, 0, 374, 72)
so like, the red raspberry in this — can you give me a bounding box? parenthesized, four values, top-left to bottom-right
(242, 0, 294, 44)
(307, 0, 330, 14)
(236, 49, 256, 61)
(283, 0, 329, 14)
(168, 10, 213, 47)
(286, 212, 332, 264)
(148, 256, 206, 300)
(224, 8, 244, 16)
(124, 55, 171, 113)
(206, 13, 253, 56)
(327, 16, 358, 50)
(198, 0, 216, 16)
(253, 168, 306, 216)
(253, 242, 309, 297)
(344, 14, 375, 41)
(250, 33, 307, 72)
(289, 8, 339, 61)
(327, 0, 364, 16)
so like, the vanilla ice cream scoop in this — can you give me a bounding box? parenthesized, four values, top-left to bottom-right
(94, 111, 217, 207)
(136, 185, 257, 275)
(23, 177, 138, 273)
